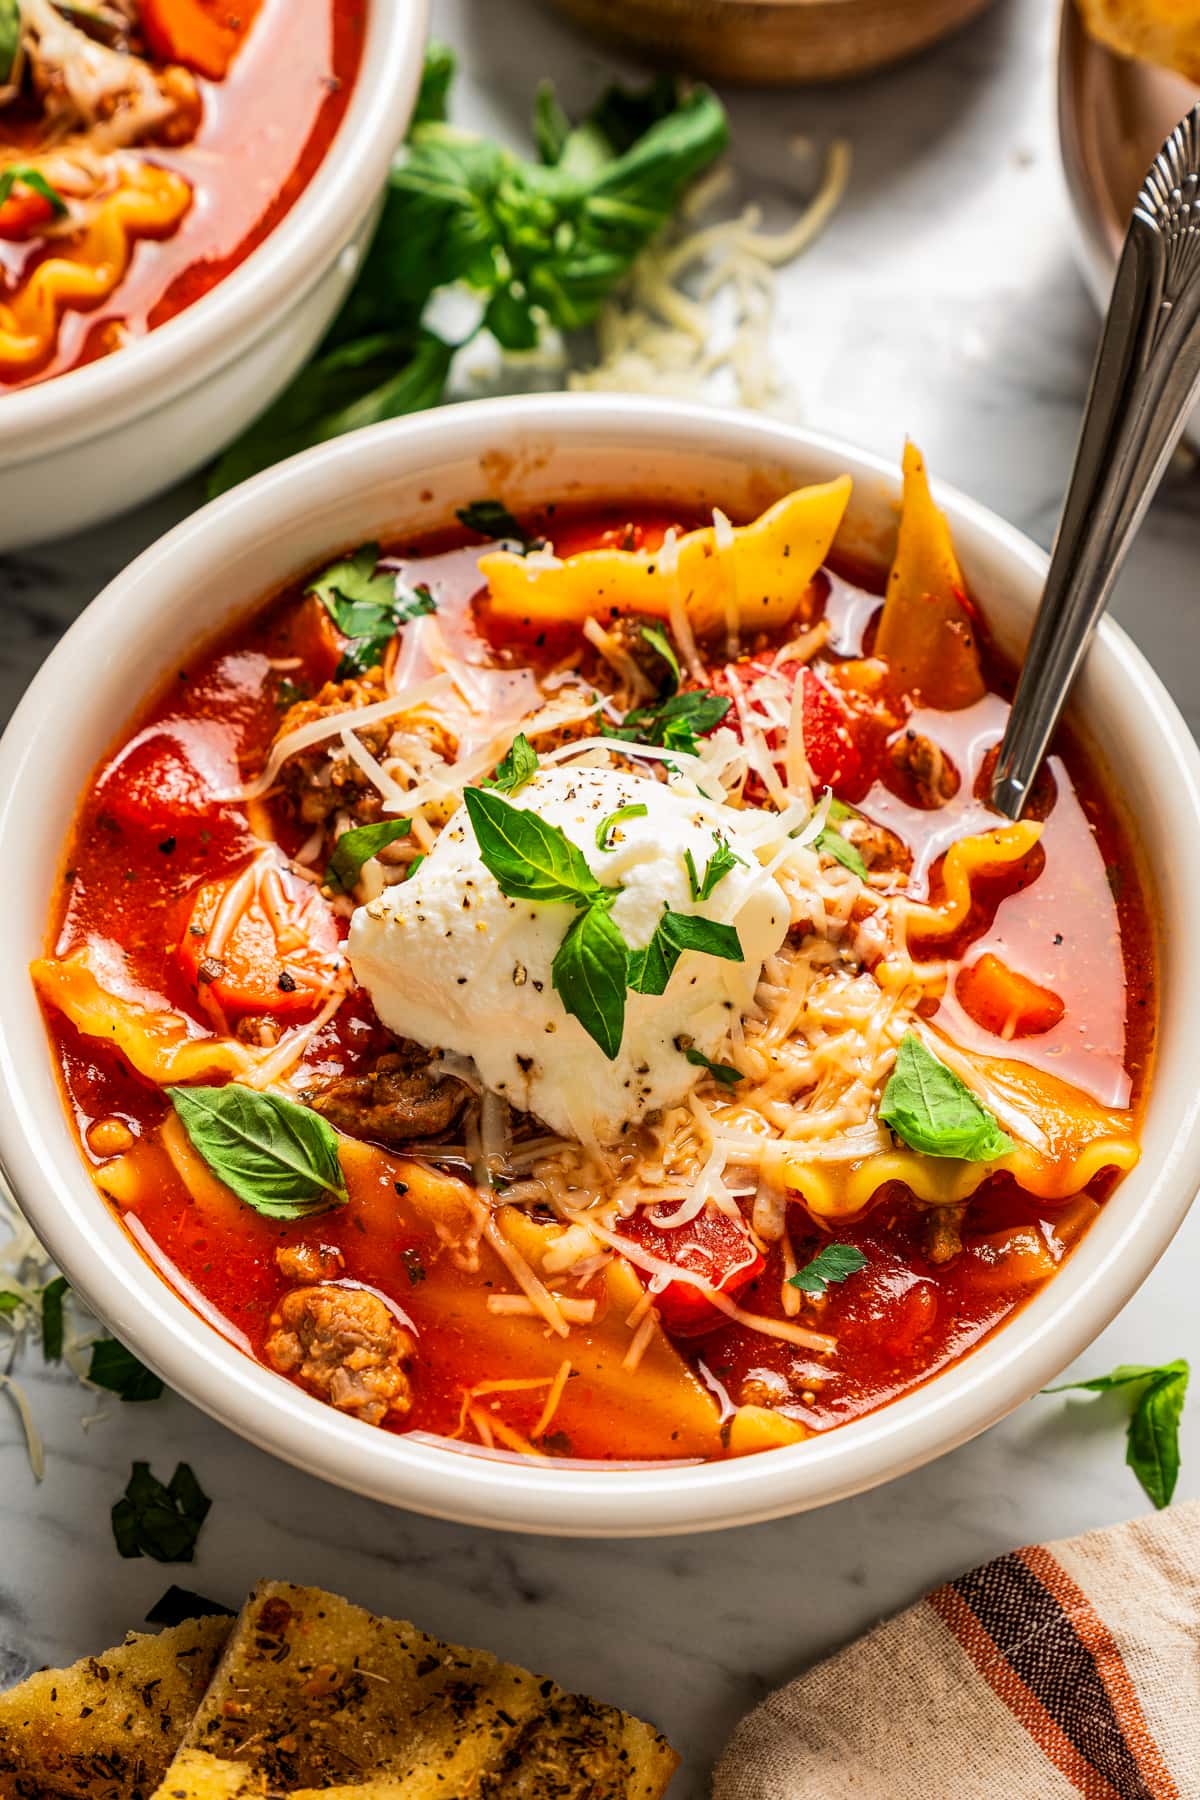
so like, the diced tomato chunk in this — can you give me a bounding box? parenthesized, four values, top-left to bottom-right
(710, 657, 865, 800)
(801, 668, 863, 793)
(0, 190, 55, 241)
(955, 953, 1065, 1039)
(620, 1206, 764, 1337)
(140, 0, 260, 79)
(99, 731, 220, 836)
(177, 854, 341, 1019)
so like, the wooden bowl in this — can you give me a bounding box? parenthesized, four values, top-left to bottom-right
(541, 0, 996, 85)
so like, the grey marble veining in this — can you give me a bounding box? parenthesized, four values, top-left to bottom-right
(2, 3, 1199, 1796)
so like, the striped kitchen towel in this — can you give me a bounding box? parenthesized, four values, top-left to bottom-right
(713, 1504, 1200, 1798)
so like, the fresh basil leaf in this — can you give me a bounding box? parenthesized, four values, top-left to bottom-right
(456, 499, 538, 548)
(684, 840, 743, 901)
(639, 623, 680, 693)
(615, 688, 730, 758)
(306, 546, 435, 677)
(325, 817, 412, 894)
(879, 1034, 1014, 1162)
(145, 1586, 235, 1627)
(483, 286, 540, 352)
(167, 1085, 347, 1219)
(534, 80, 571, 164)
(787, 1243, 868, 1298)
(463, 787, 601, 907)
(596, 801, 648, 851)
(41, 1275, 68, 1362)
(395, 581, 437, 623)
(406, 852, 426, 879)
(1047, 1360, 1189, 1510)
(683, 1045, 742, 1087)
(88, 1339, 164, 1403)
(0, 165, 67, 216)
(817, 826, 868, 881)
(483, 732, 539, 796)
(112, 1462, 211, 1563)
(413, 40, 455, 126)
(208, 330, 455, 498)
(552, 903, 629, 1060)
(0, 0, 20, 86)
(627, 906, 744, 995)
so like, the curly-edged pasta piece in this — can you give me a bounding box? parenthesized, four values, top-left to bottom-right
(0, 161, 192, 372)
(875, 440, 987, 709)
(479, 478, 853, 641)
(783, 1048, 1139, 1219)
(890, 820, 1044, 946)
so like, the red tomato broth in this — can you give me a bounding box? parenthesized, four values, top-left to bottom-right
(0, 0, 365, 387)
(38, 502, 1157, 1463)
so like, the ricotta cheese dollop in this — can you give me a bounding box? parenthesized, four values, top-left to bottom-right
(347, 766, 789, 1143)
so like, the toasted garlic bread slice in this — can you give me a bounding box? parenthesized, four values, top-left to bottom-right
(0, 1615, 230, 1800)
(154, 1581, 677, 1798)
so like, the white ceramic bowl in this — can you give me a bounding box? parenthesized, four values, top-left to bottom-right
(2, 395, 1198, 1537)
(0, 0, 429, 552)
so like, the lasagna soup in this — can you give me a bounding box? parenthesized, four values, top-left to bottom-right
(0, 0, 363, 386)
(34, 447, 1155, 1464)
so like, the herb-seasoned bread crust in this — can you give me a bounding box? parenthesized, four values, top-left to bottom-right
(0, 1616, 231, 1800)
(153, 1582, 677, 1798)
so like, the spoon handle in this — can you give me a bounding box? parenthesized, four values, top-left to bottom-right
(991, 104, 1200, 818)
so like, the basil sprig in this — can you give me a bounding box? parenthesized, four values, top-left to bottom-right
(685, 840, 743, 901)
(112, 1462, 211, 1564)
(596, 801, 647, 851)
(788, 1243, 868, 1298)
(627, 907, 743, 997)
(639, 623, 680, 692)
(1047, 1361, 1189, 1510)
(483, 732, 539, 795)
(879, 1034, 1014, 1162)
(613, 687, 730, 757)
(326, 817, 412, 893)
(41, 1275, 68, 1362)
(463, 787, 746, 1058)
(88, 1339, 164, 1403)
(306, 543, 436, 677)
(816, 796, 868, 881)
(682, 1045, 742, 1087)
(168, 1084, 347, 1219)
(0, 165, 66, 216)
(456, 499, 540, 549)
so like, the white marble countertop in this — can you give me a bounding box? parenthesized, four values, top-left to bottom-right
(2, 2, 1199, 1794)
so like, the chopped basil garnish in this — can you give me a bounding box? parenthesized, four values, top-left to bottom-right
(456, 499, 540, 549)
(167, 1084, 348, 1219)
(325, 817, 412, 893)
(0, 1291, 21, 1315)
(684, 840, 743, 901)
(0, 164, 67, 216)
(627, 907, 744, 996)
(1046, 1360, 1189, 1510)
(596, 801, 648, 851)
(614, 687, 730, 757)
(483, 732, 539, 796)
(879, 1034, 1014, 1162)
(306, 543, 436, 677)
(817, 826, 868, 880)
(88, 1339, 164, 1403)
(788, 1243, 868, 1297)
(639, 623, 680, 692)
(552, 903, 630, 1061)
(41, 1275, 68, 1362)
(112, 1462, 211, 1563)
(682, 1045, 742, 1087)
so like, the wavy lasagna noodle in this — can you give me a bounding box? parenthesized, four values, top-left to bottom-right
(0, 0, 364, 385)
(34, 448, 1155, 1462)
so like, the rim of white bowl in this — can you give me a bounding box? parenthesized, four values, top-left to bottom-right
(2, 394, 1198, 1538)
(0, 0, 430, 461)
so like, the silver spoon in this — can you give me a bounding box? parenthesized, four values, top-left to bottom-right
(991, 103, 1200, 819)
